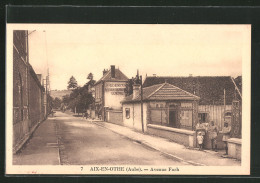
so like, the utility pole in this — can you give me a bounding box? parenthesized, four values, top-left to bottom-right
(223, 88, 226, 129)
(140, 75, 144, 133)
(44, 30, 51, 116)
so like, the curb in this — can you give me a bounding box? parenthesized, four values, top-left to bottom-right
(187, 147, 241, 162)
(91, 121, 205, 166)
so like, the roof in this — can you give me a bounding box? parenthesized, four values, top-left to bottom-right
(143, 76, 242, 105)
(234, 76, 242, 95)
(95, 68, 129, 85)
(28, 64, 44, 91)
(122, 82, 199, 103)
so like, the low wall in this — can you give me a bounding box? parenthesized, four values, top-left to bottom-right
(228, 138, 241, 160)
(107, 110, 123, 125)
(147, 124, 196, 147)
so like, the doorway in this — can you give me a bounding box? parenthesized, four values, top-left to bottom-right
(169, 110, 177, 128)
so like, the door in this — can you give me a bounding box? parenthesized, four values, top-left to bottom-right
(169, 110, 177, 128)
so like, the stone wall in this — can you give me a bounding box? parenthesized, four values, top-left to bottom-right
(228, 138, 241, 160)
(13, 30, 45, 153)
(107, 110, 123, 125)
(29, 67, 45, 129)
(147, 124, 196, 147)
(13, 30, 30, 149)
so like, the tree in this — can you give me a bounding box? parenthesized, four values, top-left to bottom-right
(48, 95, 54, 114)
(125, 70, 141, 96)
(63, 73, 95, 115)
(53, 97, 62, 109)
(62, 94, 70, 106)
(67, 76, 78, 89)
(87, 72, 93, 80)
(125, 78, 134, 96)
(63, 84, 95, 114)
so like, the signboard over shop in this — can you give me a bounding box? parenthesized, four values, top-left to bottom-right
(105, 83, 126, 95)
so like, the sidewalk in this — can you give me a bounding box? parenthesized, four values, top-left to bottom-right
(13, 116, 60, 165)
(90, 120, 241, 166)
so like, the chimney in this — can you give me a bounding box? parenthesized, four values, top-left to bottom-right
(111, 65, 115, 78)
(133, 84, 141, 100)
(103, 69, 108, 75)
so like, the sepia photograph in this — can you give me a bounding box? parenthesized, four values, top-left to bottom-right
(6, 24, 251, 175)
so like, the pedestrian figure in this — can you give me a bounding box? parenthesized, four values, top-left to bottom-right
(220, 121, 231, 155)
(208, 121, 218, 152)
(197, 132, 204, 150)
(196, 120, 206, 149)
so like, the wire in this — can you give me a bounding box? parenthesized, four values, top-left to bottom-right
(44, 30, 51, 93)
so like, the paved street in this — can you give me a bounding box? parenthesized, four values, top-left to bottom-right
(14, 111, 187, 165)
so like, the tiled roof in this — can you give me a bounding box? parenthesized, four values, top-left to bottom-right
(143, 76, 242, 105)
(123, 83, 162, 102)
(95, 68, 129, 85)
(122, 83, 199, 103)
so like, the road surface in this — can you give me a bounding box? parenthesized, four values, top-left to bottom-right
(14, 111, 187, 165)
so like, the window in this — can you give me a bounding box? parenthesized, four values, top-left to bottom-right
(160, 104, 163, 108)
(198, 113, 208, 123)
(225, 111, 232, 117)
(125, 108, 130, 119)
(156, 104, 159, 108)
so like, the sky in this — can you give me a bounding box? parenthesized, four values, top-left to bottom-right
(21, 24, 250, 90)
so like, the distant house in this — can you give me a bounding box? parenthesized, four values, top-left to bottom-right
(93, 65, 129, 123)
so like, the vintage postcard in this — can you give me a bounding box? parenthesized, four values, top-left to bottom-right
(6, 24, 251, 175)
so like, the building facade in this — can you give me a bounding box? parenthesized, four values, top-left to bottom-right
(13, 30, 45, 153)
(122, 83, 200, 147)
(143, 76, 242, 149)
(93, 65, 128, 121)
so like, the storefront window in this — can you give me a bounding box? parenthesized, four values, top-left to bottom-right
(198, 113, 208, 122)
(125, 108, 130, 119)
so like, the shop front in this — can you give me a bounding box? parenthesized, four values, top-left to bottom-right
(148, 101, 197, 130)
(122, 82, 200, 147)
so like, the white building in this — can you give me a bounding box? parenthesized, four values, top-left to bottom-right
(93, 65, 128, 123)
(121, 82, 200, 147)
